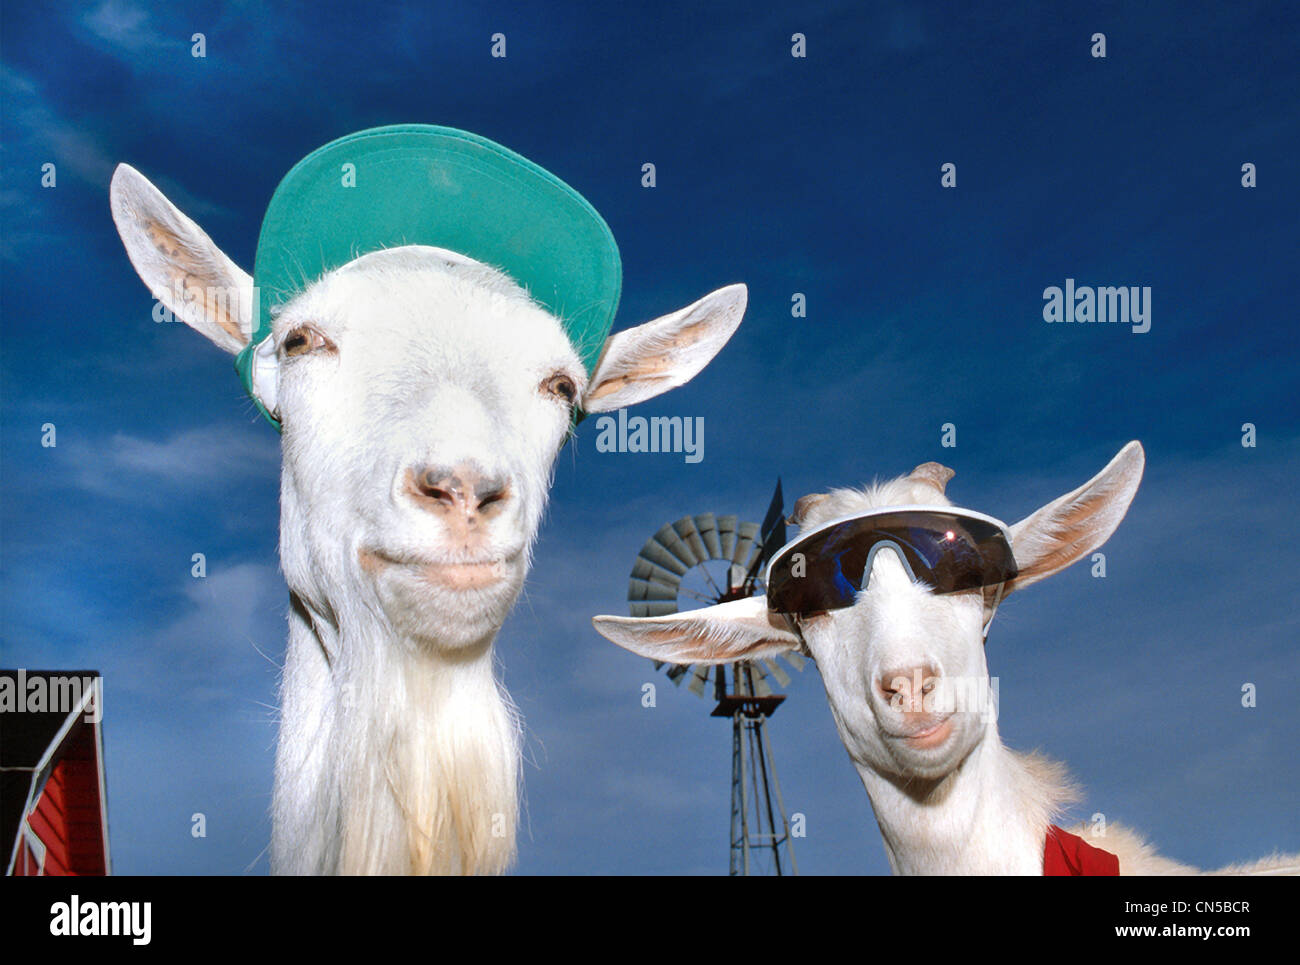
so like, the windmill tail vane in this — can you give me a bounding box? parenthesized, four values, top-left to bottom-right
(743, 477, 787, 591)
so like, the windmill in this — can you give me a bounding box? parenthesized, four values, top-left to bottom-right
(627, 479, 805, 875)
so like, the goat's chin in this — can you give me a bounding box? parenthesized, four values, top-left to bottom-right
(390, 581, 523, 651)
(369, 559, 526, 652)
(878, 716, 982, 780)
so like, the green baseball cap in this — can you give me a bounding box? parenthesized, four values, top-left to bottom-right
(235, 124, 622, 429)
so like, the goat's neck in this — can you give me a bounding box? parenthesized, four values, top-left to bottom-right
(854, 722, 1053, 875)
(271, 590, 519, 875)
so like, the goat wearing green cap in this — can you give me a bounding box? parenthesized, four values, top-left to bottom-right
(109, 127, 747, 874)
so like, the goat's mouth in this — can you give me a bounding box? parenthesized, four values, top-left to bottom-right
(885, 715, 955, 750)
(360, 548, 518, 591)
(420, 560, 505, 590)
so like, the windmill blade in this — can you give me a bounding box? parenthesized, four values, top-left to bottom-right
(687, 665, 711, 696)
(727, 564, 747, 594)
(628, 571, 681, 618)
(637, 537, 691, 578)
(674, 517, 709, 565)
(630, 602, 680, 617)
(629, 518, 704, 618)
(694, 513, 722, 559)
(628, 577, 678, 604)
(665, 664, 690, 684)
(652, 522, 701, 570)
(717, 515, 739, 561)
(762, 658, 791, 689)
(782, 651, 807, 671)
(732, 521, 760, 572)
(630, 557, 684, 592)
(749, 661, 773, 697)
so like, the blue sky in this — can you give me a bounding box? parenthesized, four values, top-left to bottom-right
(1, 0, 1296, 874)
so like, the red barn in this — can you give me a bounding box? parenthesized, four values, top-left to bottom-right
(2, 670, 110, 875)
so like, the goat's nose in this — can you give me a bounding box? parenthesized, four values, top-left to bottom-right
(407, 464, 510, 521)
(877, 665, 941, 713)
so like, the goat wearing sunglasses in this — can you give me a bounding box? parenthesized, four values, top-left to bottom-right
(593, 442, 1298, 875)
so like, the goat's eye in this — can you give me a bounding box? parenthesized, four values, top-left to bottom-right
(541, 373, 577, 405)
(281, 325, 334, 358)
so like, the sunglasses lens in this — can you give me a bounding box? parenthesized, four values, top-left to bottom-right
(767, 511, 1017, 614)
(889, 519, 1015, 592)
(766, 521, 867, 613)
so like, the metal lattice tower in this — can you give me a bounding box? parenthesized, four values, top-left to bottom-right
(626, 480, 802, 875)
(714, 662, 798, 876)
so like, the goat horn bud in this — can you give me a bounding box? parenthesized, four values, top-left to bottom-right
(788, 492, 829, 526)
(909, 461, 955, 494)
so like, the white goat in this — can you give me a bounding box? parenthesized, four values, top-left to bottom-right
(110, 163, 746, 875)
(594, 443, 1298, 875)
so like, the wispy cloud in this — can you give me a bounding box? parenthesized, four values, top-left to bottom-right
(131, 560, 286, 701)
(1, 64, 115, 186)
(0, 61, 231, 264)
(64, 424, 279, 499)
(79, 0, 175, 54)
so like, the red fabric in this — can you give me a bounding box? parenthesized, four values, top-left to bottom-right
(1043, 824, 1120, 875)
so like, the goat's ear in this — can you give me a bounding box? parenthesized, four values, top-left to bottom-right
(110, 164, 253, 355)
(580, 283, 746, 413)
(1002, 441, 1145, 596)
(592, 594, 800, 666)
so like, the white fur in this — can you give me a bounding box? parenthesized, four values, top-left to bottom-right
(110, 162, 747, 875)
(593, 442, 1298, 875)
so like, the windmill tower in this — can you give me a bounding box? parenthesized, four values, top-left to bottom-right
(626, 480, 804, 875)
